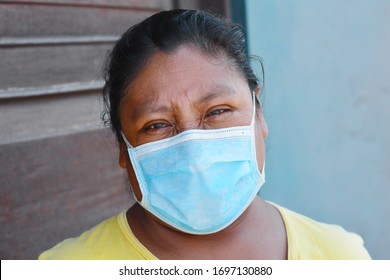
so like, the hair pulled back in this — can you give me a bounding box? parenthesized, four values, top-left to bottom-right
(102, 9, 262, 140)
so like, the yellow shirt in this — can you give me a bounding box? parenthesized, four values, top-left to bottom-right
(38, 203, 371, 260)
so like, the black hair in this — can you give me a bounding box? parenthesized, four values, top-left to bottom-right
(102, 9, 263, 141)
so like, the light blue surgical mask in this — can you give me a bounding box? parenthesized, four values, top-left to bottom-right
(121, 94, 265, 235)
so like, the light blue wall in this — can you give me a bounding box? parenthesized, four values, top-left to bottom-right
(246, 0, 390, 259)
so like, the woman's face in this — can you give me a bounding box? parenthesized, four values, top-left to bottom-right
(119, 46, 268, 201)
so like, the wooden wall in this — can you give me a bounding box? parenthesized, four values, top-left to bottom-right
(0, 0, 172, 260)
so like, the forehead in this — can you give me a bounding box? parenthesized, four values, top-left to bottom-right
(121, 46, 250, 114)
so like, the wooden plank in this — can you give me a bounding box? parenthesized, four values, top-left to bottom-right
(0, 91, 104, 145)
(0, 129, 132, 259)
(0, 81, 104, 99)
(2, 0, 169, 10)
(0, 5, 156, 37)
(0, 35, 118, 48)
(1, 44, 112, 90)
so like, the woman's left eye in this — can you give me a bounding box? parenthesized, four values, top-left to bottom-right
(144, 122, 171, 132)
(206, 108, 229, 117)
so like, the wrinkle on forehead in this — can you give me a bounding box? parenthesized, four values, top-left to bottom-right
(128, 83, 239, 122)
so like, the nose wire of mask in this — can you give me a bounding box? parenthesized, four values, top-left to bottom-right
(120, 91, 265, 234)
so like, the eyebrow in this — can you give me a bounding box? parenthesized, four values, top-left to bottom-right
(197, 84, 237, 105)
(130, 95, 172, 121)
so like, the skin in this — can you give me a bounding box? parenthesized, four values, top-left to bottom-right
(118, 46, 287, 259)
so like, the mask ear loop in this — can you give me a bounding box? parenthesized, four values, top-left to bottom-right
(120, 131, 145, 203)
(250, 91, 257, 127)
(250, 90, 264, 128)
(120, 131, 133, 148)
(250, 91, 266, 180)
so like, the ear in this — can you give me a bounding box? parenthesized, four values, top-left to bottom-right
(254, 86, 268, 138)
(119, 139, 128, 169)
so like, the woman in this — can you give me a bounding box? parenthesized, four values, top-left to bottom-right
(39, 9, 370, 260)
